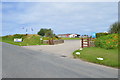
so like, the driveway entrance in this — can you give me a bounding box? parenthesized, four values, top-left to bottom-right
(23, 40, 81, 58)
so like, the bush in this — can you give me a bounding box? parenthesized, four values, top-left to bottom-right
(96, 33, 109, 38)
(94, 34, 118, 49)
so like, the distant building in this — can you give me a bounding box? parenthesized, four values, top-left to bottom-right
(57, 34, 70, 38)
(69, 34, 80, 38)
(57, 34, 80, 38)
(103, 31, 109, 33)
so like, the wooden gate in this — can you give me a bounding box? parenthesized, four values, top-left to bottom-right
(81, 37, 89, 48)
(81, 37, 95, 48)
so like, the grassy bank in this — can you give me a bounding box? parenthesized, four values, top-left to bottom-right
(1, 34, 47, 46)
(73, 47, 119, 68)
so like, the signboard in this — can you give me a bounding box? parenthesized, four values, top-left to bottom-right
(92, 32, 96, 38)
(14, 38, 22, 42)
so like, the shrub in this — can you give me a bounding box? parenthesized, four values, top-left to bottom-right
(96, 33, 109, 38)
(94, 34, 118, 49)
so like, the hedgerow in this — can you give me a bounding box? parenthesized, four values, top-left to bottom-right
(96, 33, 109, 38)
(94, 34, 118, 49)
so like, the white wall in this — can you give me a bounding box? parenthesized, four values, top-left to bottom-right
(69, 34, 77, 38)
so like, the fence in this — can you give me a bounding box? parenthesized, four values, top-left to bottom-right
(43, 40, 64, 45)
(81, 37, 95, 48)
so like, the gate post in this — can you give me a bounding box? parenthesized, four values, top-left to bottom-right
(87, 37, 89, 47)
(81, 38, 83, 48)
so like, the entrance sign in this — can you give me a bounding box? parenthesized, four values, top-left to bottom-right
(14, 38, 22, 42)
(92, 33, 96, 38)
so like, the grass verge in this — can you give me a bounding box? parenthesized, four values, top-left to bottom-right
(61, 37, 80, 40)
(73, 47, 119, 68)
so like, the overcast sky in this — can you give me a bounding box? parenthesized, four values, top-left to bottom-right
(2, 2, 118, 36)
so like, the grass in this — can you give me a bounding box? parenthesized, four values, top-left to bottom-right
(73, 47, 119, 68)
(61, 37, 80, 40)
(1, 34, 48, 46)
(0, 37, 2, 42)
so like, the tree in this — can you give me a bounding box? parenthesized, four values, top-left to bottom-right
(37, 29, 45, 36)
(45, 30, 54, 38)
(38, 28, 53, 36)
(109, 22, 120, 33)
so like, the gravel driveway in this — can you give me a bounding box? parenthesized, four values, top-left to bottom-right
(22, 40, 81, 58)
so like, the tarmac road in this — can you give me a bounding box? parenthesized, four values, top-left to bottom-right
(2, 42, 118, 78)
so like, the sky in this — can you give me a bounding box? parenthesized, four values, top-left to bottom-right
(2, 2, 118, 36)
(1, 0, 119, 2)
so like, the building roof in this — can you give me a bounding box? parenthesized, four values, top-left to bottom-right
(57, 34, 71, 36)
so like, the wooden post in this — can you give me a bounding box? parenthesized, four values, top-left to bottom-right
(87, 37, 89, 47)
(48, 40, 50, 45)
(81, 38, 83, 48)
(52, 38, 54, 45)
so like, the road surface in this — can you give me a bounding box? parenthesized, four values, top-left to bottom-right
(2, 42, 118, 78)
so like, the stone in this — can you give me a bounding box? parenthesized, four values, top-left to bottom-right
(76, 52, 80, 55)
(97, 57, 104, 60)
(79, 48, 83, 50)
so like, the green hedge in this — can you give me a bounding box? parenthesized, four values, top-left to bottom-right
(96, 33, 109, 38)
(94, 34, 118, 49)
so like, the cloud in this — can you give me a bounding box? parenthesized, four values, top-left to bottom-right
(2, 2, 118, 36)
(0, 2, 2, 36)
(1, 0, 119, 2)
